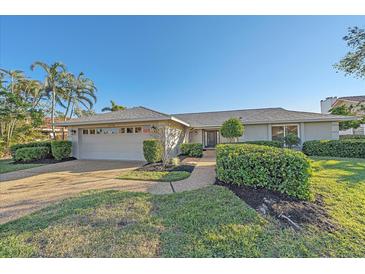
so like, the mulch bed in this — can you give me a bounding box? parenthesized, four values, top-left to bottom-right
(12, 157, 76, 165)
(215, 180, 338, 232)
(138, 162, 195, 173)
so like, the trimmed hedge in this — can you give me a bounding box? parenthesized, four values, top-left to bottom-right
(340, 135, 365, 140)
(243, 140, 284, 148)
(180, 143, 203, 157)
(216, 144, 312, 200)
(302, 140, 365, 158)
(143, 139, 163, 163)
(10, 141, 51, 158)
(14, 146, 50, 162)
(51, 140, 72, 160)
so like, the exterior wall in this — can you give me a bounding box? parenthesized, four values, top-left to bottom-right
(68, 127, 79, 158)
(302, 122, 339, 141)
(239, 124, 270, 142)
(189, 129, 203, 144)
(187, 121, 340, 148)
(164, 121, 187, 159)
(320, 97, 338, 114)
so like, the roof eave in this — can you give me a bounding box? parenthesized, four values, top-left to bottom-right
(56, 116, 190, 127)
(189, 116, 358, 128)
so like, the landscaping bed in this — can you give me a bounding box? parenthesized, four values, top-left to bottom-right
(117, 160, 196, 182)
(14, 157, 76, 165)
(215, 180, 337, 232)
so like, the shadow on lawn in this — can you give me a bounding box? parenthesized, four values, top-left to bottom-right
(311, 157, 365, 185)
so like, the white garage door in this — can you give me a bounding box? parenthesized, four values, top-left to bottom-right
(79, 127, 150, 161)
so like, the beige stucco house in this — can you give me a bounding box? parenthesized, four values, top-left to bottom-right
(321, 95, 365, 135)
(57, 106, 353, 161)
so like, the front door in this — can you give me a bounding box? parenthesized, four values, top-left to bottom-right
(206, 131, 217, 148)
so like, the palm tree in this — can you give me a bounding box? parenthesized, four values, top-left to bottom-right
(31, 62, 66, 139)
(63, 72, 97, 120)
(101, 100, 125, 112)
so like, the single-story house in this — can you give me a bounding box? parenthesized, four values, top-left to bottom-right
(57, 106, 354, 161)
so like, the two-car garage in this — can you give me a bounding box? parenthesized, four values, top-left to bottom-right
(72, 126, 151, 161)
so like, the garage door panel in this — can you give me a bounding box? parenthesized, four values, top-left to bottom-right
(79, 133, 149, 161)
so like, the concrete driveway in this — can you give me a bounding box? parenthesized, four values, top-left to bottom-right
(0, 160, 156, 224)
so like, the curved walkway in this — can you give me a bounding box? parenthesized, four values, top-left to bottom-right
(148, 150, 216, 194)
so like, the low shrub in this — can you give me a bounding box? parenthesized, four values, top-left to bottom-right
(340, 135, 365, 140)
(302, 139, 365, 158)
(51, 140, 72, 160)
(10, 141, 51, 158)
(180, 143, 203, 157)
(216, 144, 312, 200)
(143, 139, 163, 163)
(14, 146, 50, 162)
(243, 140, 284, 148)
(284, 133, 301, 148)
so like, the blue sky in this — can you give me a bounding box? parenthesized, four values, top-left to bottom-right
(0, 16, 364, 114)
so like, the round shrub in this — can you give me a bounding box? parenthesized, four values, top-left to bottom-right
(143, 139, 163, 163)
(220, 118, 244, 143)
(14, 146, 50, 162)
(302, 139, 365, 158)
(180, 143, 203, 157)
(51, 140, 72, 160)
(216, 144, 312, 200)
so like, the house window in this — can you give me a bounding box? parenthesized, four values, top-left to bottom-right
(143, 126, 151, 134)
(103, 128, 118, 134)
(271, 125, 299, 140)
(96, 128, 103, 134)
(135, 127, 142, 133)
(120, 128, 126, 134)
(82, 129, 89, 135)
(126, 127, 134, 133)
(70, 129, 77, 135)
(89, 129, 96, 135)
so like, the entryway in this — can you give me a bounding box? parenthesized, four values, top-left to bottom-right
(205, 130, 218, 148)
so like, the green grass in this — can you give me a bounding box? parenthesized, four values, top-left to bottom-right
(0, 159, 43, 174)
(117, 170, 191, 182)
(1, 157, 364, 257)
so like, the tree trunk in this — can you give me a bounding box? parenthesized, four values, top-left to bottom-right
(51, 87, 56, 139)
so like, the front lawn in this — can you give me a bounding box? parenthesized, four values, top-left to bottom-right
(0, 159, 43, 174)
(0, 157, 364, 257)
(117, 170, 191, 182)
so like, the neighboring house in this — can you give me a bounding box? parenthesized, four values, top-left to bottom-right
(57, 106, 353, 161)
(320, 96, 365, 135)
(38, 117, 69, 139)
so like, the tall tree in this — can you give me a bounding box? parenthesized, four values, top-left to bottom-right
(334, 26, 365, 78)
(62, 72, 97, 120)
(31, 62, 66, 139)
(101, 100, 125, 112)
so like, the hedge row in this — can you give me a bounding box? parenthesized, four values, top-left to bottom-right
(243, 140, 284, 148)
(339, 135, 365, 140)
(11, 140, 72, 161)
(302, 139, 365, 158)
(10, 141, 51, 158)
(14, 147, 50, 162)
(143, 139, 163, 163)
(180, 143, 203, 157)
(216, 144, 312, 200)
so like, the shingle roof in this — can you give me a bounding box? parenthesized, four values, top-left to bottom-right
(338, 96, 365, 103)
(58, 106, 355, 127)
(57, 106, 189, 126)
(172, 107, 355, 128)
